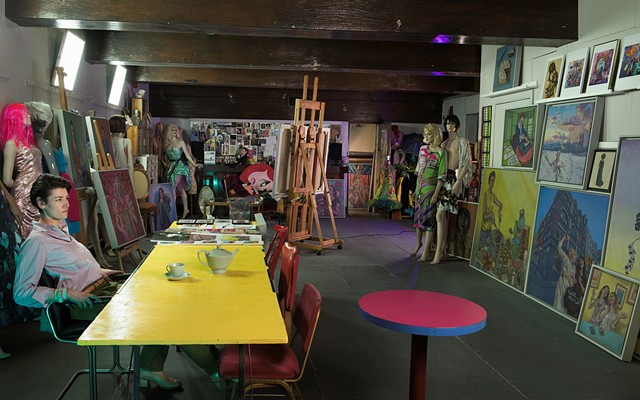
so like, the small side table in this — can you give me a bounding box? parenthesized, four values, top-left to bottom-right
(359, 290, 487, 400)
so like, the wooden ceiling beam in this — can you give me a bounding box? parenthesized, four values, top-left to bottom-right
(87, 31, 480, 76)
(134, 67, 479, 93)
(6, 0, 578, 46)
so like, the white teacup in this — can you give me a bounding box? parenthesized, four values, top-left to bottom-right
(166, 262, 185, 277)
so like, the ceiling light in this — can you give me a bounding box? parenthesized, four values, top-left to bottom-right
(51, 31, 85, 91)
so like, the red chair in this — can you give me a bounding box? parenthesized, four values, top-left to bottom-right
(278, 242, 299, 338)
(265, 224, 288, 281)
(219, 283, 322, 400)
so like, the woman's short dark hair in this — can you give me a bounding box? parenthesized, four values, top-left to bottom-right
(443, 114, 460, 130)
(30, 174, 71, 209)
(109, 114, 127, 134)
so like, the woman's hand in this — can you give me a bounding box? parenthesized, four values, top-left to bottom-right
(66, 289, 101, 308)
(100, 268, 120, 280)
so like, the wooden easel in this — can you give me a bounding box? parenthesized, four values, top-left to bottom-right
(285, 76, 343, 255)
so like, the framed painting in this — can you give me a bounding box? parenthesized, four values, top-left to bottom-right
(628, 284, 638, 306)
(535, 97, 603, 189)
(602, 137, 640, 282)
(586, 40, 620, 94)
(525, 186, 610, 321)
(150, 182, 177, 231)
(493, 45, 522, 92)
(470, 169, 538, 292)
(542, 55, 564, 99)
(500, 105, 540, 169)
(85, 116, 114, 169)
(348, 163, 372, 210)
(91, 169, 146, 249)
(55, 109, 91, 188)
(561, 47, 590, 98)
(576, 266, 640, 361)
(315, 178, 346, 219)
(587, 149, 616, 192)
(446, 201, 478, 260)
(615, 32, 640, 91)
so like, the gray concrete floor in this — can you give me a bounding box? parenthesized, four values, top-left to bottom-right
(2, 214, 640, 399)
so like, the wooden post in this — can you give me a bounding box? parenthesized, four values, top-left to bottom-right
(55, 67, 68, 111)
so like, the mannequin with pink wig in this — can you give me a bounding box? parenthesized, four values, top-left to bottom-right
(1, 103, 43, 238)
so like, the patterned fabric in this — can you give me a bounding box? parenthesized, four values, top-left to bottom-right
(11, 145, 43, 238)
(413, 146, 446, 231)
(165, 147, 192, 191)
(368, 166, 402, 212)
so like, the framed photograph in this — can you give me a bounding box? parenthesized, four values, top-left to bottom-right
(493, 45, 522, 92)
(348, 163, 373, 210)
(576, 266, 640, 361)
(446, 201, 478, 260)
(586, 40, 620, 94)
(591, 268, 602, 288)
(535, 97, 603, 189)
(469, 169, 538, 293)
(615, 32, 640, 91)
(149, 182, 177, 231)
(91, 169, 146, 249)
(602, 137, 640, 282)
(525, 186, 610, 320)
(561, 47, 590, 98)
(587, 149, 616, 192)
(55, 109, 91, 188)
(501, 105, 540, 169)
(628, 284, 638, 306)
(542, 55, 564, 99)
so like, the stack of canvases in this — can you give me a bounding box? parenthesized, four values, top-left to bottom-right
(468, 94, 640, 361)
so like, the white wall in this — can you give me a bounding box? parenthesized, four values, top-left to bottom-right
(479, 0, 640, 166)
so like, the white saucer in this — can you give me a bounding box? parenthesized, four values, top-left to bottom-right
(164, 272, 190, 281)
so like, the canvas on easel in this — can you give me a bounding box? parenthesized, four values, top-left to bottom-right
(86, 116, 115, 169)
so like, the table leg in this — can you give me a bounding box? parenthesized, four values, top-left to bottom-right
(409, 334, 428, 400)
(238, 344, 245, 400)
(133, 345, 140, 400)
(88, 346, 98, 400)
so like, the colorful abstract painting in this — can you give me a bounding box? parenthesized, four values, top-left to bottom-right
(316, 178, 346, 218)
(348, 163, 372, 209)
(525, 186, 609, 320)
(56, 110, 91, 187)
(501, 105, 538, 169)
(447, 201, 478, 260)
(615, 33, 640, 91)
(586, 40, 619, 94)
(470, 169, 538, 292)
(602, 137, 640, 282)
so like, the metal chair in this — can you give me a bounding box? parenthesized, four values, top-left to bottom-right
(219, 283, 322, 400)
(265, 224, 288, 281)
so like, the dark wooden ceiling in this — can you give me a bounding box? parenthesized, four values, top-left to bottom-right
(6, 0, 578, 122)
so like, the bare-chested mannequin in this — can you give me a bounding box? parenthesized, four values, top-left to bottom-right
(433, 115, 472, 264)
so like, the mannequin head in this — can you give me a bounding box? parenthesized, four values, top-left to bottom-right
(423, 123, 442, 146)
(164, 124, 181, 147)
(0, 103, 35, 150)
(25, 101, 53, 135)
(443, 114, 460, 134)
(109, 115, 127, 136)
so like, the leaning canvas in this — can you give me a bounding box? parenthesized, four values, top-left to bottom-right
(447, 201, 478, 260)
(542, 55, 564, 99)
(150, 182, 177, 230)
(602, 137, 640, 282)
(576, 266, 640, 361)
(536, 98, 603, 189)
(493, 45, 522, 92)
(470, 169, 538, 292)
(91, 169, 146, 248)
(586, 40, 620, 94)
(525, 186, 610, 321)
(56, 109, 91, 187)
(315, 178, 346, 218)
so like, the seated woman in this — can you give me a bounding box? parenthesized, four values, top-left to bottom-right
(14, 174, 219, 389)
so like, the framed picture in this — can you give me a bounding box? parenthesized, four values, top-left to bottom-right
(493, 45, 522, 92)
(561, 47, 590, 98)
(602, 137, 640, 282)
(576, 266, 640, 361)
(525, 186, 610, 320)
(55, 109, 91, 188)
(348, 163, 373, 209)
(587, 149, 616, 192)
(446, 201, 478, 260)
(315, 178, 346, 219)
(149, 182, 177, 231)
(628, 284, 638, 306)
(542, 55, 564, 99)
(535, 97, 603, 189)
(91, 169, 146, 249)
(591, 268, 602, 288)
(615, 32, 640, 91)
(501, 105, 540, 169)
(586, 40, 620, 94)
(469, 169, 538, 293)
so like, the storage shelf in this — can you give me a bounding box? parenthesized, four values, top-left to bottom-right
(481, 81, 538, 98)
(535, 89, 625, 104)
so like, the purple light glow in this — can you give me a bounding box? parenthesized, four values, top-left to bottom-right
(431, 71, 445, 76)
(433, 34, 453, 44)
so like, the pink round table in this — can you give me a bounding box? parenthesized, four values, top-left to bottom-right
(359, 290, 487, 400)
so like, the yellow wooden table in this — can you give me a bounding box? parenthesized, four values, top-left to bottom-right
(78, 244, 287, 399)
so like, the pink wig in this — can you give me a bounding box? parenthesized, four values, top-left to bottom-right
(0, 103, 35, 150)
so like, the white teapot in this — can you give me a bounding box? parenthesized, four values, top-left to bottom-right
(198, 246, 239, 274)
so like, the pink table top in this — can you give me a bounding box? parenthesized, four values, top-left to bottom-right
(359, 290, 487, 336)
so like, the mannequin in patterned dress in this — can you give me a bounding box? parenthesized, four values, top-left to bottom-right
(1, 103, 43, 238)
(164, 124, 201, 218)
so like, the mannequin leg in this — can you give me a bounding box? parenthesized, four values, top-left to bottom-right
(410, 228, 423, 256)
(419, 230, 435, 262)
(432, 209, 447, 264)
(180, 188, 189, 219)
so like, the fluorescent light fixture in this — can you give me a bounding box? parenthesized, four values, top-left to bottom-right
(108, 65, 127, 106)
(51, 31, 85, 91)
